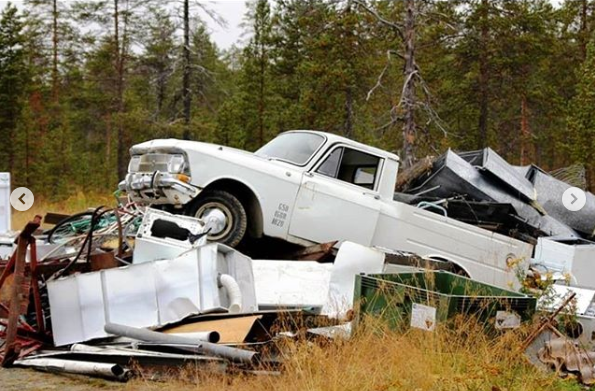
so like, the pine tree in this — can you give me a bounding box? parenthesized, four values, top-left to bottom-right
(0, 4, 28, 175)
(568, 40, 595, 189)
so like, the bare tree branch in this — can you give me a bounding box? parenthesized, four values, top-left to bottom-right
(352, 0, 404, 40)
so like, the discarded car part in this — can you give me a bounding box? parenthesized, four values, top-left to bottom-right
(531, 237, 595, 288)
(48, 243, 256, 346)
(133, 208, 206, 264)
(529, 166, 595, 236)
(14, 358, 132, 382)
(322, 242, 385, 319)
(104, 323, 257, 364)
(218, 274, 242, 313)
(355, 271, 536, 332)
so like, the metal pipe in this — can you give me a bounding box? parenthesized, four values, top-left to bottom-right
(218, 273, 242, 313)
(14, 358, 132, 382)
(104, 322, 256, 364)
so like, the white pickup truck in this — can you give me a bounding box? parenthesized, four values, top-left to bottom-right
(122, 130, 533, 288)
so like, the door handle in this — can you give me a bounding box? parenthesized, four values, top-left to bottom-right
(363, 192, 380, 200)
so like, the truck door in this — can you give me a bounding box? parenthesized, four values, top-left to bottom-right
(288, 145, 383, 246)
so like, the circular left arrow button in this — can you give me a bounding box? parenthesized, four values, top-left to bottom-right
(10, 187, 34, 211)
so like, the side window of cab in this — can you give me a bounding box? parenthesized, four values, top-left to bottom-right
(315, 146, 382, 190)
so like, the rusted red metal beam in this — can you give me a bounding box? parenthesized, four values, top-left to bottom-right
(28, 237, 45, 334)
(1, 217, 41, 367)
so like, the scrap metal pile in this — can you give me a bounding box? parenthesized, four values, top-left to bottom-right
(1, 148, 595, 385)
(397, 147, 595, 242)
(0, 205, 409, 381)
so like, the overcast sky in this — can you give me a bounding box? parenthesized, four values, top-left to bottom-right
(2, 0, 249, 50)
(200, 0, 248, 50)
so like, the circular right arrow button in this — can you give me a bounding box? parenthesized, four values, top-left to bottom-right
(562, 186, 586, 212)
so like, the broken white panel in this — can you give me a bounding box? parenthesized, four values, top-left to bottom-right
(410, 303, 436, 331)
(542, 284, 595, 316)
(252, 260, 333, 309)
(102, 262, 160, 327)
(307, 323, 352, 340)
(133, 208, 206, 264)
(154, 255, 201, 323)
(0, 173, 10, 233)
(531, 237, 595, 288)
(48, 243, 256, 346)
(0, 234, 14, 260)
(322, 241, 385, 318)
(176, 244, 258, 313)
(538, 284, 595, 347)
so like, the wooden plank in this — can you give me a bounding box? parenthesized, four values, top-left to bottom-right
(163, 315, 263, 344)
(43, 212, 71, 226)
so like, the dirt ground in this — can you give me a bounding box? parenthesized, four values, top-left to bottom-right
(0, 367, 125, 391)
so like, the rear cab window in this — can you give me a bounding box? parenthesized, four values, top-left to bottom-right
(315, 146, 382, 190)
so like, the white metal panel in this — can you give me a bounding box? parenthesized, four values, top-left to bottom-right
(372, 202, 534, 289)
(48, 243, 256, 346)
(154, 255, 201, 324)
(289, 173, 381, 245)
(133, 208, 205, 264)
(219, 245, 258, 312)
(102, 262, 160, 327)
(0, 173, 10, 233)
(532, 238, 576, 273)
(77, 273, 105, 342)
(322, 241, 385, 318)
(252, 260, 333, 308)
(48, 276, 85, 346)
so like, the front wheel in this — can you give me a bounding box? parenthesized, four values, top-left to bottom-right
(185, 190, 247, 247)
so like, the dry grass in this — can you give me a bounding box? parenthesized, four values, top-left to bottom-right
(11, 191, 116, 230)
(124, 317, 582, 391)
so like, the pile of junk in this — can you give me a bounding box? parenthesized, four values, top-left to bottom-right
(0, 147, 595, 384)
(0, 203, 439, 382)
(396, 147, 595, 384)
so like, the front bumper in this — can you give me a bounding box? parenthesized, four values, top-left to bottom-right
(121, 171, 200, 206)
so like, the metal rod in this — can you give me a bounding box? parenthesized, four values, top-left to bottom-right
(104, 323, 256, 364)
(14, 358, 132, 382)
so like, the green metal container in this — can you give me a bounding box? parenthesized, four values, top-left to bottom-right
(354, 271, 536, 331)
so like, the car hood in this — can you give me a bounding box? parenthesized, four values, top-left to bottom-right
(129, 138, 299, 171)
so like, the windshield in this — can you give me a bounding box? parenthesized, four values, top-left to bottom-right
(255, 132, 325, 165)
